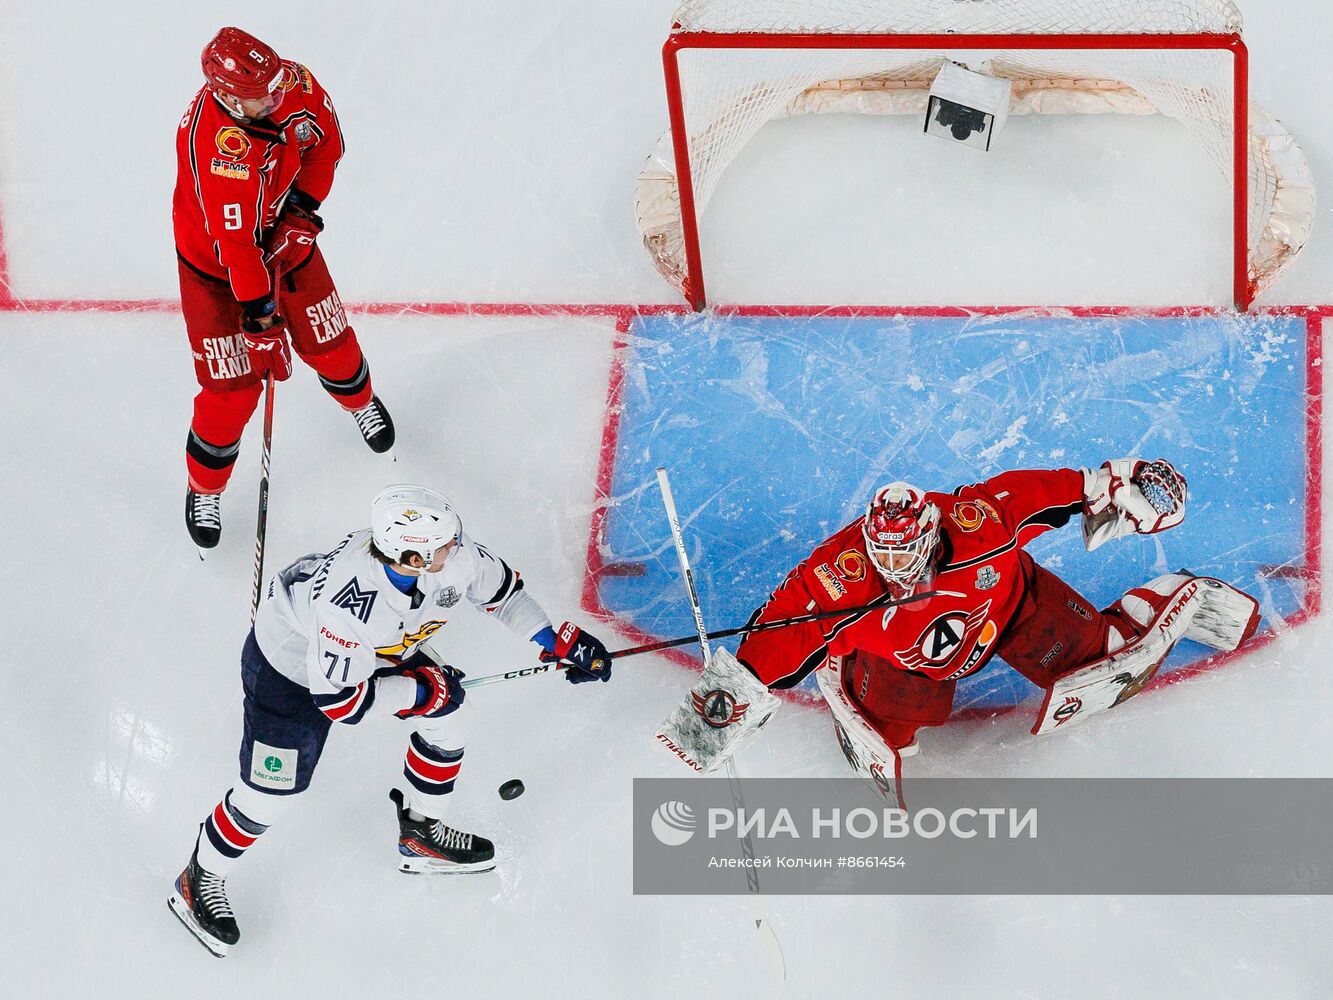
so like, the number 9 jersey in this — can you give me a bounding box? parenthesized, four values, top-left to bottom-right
(172, 60, 345, 308)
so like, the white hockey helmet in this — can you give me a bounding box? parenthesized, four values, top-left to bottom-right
(862, 481, 941, 588)
(370, 484, 462, 566)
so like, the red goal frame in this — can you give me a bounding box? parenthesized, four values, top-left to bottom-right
(662, 30, 1250, 310)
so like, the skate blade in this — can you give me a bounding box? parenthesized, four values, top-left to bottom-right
(398, 855, 496, 875)
(167, 893, 231, 958)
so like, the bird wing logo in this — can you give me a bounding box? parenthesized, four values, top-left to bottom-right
(895, 600, 992, 671)
(691, 689, 750, 729)
(375, 620, 447, 658)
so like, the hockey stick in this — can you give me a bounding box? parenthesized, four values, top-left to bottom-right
(249, 369, 275, 624)
(460, 588, 958, 690)
(655, 466, 787, 997)
(249, 268, 285, 623)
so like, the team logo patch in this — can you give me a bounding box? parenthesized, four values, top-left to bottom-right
(975, 565, 1000, 590)
(376, 620, 447, 658)
(276, 64, 300, 93)
(835, 549, 867, 583)
(209, 157, 250, 179)
(331, 577, 377, 623)
(294, 120, 312, 142)
(214, 126, 251, 159)
(436, 586, 460, 608)
(1052, 696, 1083, 726)
(895, 600, 992, 673)
(691, 689, 749, 729)
(249, 740, 297, 790)
(813, 563, 846, 600)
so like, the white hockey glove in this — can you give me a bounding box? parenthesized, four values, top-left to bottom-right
(1081, 458, 1187, 551)
(655, 648, 779, 774)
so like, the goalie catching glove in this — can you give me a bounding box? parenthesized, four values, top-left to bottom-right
(655, 648, 780, 774)
(1081, 458, 1187, 551)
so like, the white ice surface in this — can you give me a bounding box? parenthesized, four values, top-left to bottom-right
(0, 1, 1331, 997)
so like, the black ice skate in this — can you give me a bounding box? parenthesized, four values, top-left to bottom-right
(352, 395, 396, 454)
(167, 848, 239, 958)
(390, 788, 495, 874)
(186, 488, 222, 550)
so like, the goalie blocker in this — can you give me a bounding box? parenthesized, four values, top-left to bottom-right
(656, 648, 780, 775)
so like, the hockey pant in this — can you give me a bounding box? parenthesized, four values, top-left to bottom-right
(179, 247, 375, 494)
(193, 633, 466, 877)
(843, 551, 1161, 751)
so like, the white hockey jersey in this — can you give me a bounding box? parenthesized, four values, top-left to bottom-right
(253, 528, 551, 723)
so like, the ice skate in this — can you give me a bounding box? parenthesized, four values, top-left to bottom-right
(389, 788, 495, 874)
(167, 848, 239, 958)
(352, 395, 396, 454)
(186, 488, 222, 552)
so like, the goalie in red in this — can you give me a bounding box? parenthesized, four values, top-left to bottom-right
(174, 27, 396, 551)
(656, 460, 1261, 803)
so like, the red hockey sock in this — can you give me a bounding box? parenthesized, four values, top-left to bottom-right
(302, 332, 373, 412)
(186, 385, 263, 493)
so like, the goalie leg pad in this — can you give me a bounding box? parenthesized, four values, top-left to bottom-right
(655, 648, 780, 774)
(817, 655, 907, 808)
(1032, 574, 1259, 735)
(1110, 573, 1260, 652)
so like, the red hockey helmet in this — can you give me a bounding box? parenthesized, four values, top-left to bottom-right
(201, 27, 285, 104)
(862, 482, 941, 587)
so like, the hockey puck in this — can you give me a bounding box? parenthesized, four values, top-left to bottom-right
(498, 779, 525, 800)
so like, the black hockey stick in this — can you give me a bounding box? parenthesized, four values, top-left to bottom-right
(249, 268, 286, 623)
(461, 579, 959, 688)
(249, 369, 275, 624)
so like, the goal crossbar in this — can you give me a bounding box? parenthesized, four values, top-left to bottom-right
(660, 30, 1251, 309)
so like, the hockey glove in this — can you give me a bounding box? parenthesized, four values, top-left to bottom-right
(263, 189, 324, 273)
(1081, 458, 1187, 550)
(240, 303, 293, 382)
(540, 622, 612, 684)
(396, 662, 466, 719)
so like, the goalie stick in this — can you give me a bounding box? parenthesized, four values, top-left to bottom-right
(460, 587, 960, 689)
(655, 466, 787, 997)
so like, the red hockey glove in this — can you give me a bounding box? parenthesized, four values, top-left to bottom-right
(396, 662, 466, 719)
(263, 189, 324, 273)
(539, 622, 612, 684)
(240, 311, 293, 382)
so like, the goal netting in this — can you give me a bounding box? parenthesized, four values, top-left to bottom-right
(635, 0, 1314, 307)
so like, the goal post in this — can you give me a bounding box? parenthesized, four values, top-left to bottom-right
(636, 1, 1314, 310)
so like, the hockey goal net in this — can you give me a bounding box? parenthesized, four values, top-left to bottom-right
(635, 0, 1314, 309)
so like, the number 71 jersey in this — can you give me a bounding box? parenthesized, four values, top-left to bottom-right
(253, 529, 550, 707)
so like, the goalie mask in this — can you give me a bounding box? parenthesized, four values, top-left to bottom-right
(371, 484, 462, 567)
(862, 482, 941, 588)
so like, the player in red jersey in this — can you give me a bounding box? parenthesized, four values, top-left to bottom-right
(657, 460, 1261, 801)
(174, 27, 395, 550)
